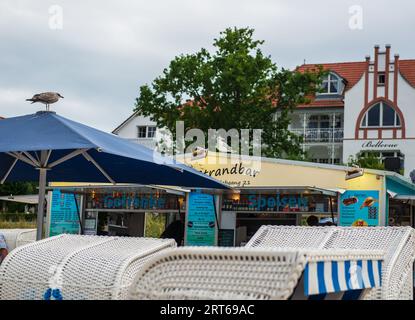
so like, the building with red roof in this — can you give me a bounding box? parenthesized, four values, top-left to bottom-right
(285, 45, 415, 177)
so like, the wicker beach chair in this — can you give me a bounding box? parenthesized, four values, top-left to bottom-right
(0, 229, 36, 251)
(246, 226, 415, 300)
(0, 234, 176, 300)
(127, 247, 383, 300)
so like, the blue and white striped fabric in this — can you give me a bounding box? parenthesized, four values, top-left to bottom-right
(304, 259, 382, 296)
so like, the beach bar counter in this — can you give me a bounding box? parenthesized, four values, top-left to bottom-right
(46, 152, 415, 247)
(179, 152, 415, 246)
(46, 184, 191, 239)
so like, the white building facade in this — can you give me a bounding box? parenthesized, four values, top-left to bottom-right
(342, 45, 415, 177)
(113, 113, 159, 149)
(113, 45, 415, 179)
(291, 45, 415, 178)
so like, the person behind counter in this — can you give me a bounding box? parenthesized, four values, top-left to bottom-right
(306, 215, 319, 226)
(161, 212, 185, 246)
(0, 232, 9, 264)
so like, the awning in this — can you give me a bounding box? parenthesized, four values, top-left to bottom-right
(304, 259, 382, 296)
(327, 188, 346, 194)
(387, 189, 398, 198)
(393, 195, 415, 200)
(0, 194, 39, 204)
(237, 186, 338, 196)
(47, 184, 189, 197)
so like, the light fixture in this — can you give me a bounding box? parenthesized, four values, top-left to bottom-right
(345, 167, 364, 180)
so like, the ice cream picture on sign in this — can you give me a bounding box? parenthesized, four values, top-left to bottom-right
(359, 197, 377, 209)
(342, 196, 358, 206)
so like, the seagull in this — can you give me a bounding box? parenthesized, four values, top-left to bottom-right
(26, 92, 64, 111)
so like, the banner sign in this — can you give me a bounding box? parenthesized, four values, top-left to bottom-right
(49, 190, 80, 237)
(186, 192, 216, 246)
(339, 190, 379, 227)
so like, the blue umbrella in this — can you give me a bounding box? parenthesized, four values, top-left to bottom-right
(0, 111, 228, 239)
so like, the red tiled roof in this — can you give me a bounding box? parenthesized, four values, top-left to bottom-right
(297, 61, 367, 92)
(296, 61, 367, 108)
(399, 59, 415, 88)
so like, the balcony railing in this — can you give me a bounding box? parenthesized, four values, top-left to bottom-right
(290, 128, 344, 144)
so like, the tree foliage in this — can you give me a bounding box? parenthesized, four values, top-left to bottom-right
(0, 181, 37, 213)
(348, 152, 385, 170)
(135, 27, 324, 158)
(0, 182, 37, 197)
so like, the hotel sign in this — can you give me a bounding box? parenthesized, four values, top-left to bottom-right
(361, 140, 399, 149)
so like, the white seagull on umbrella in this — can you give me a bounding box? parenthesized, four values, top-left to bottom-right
(26, 92, 64, 111)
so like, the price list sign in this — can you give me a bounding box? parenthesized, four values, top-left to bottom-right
(49, 189, 80, 236)
(186, 192, 216, 246)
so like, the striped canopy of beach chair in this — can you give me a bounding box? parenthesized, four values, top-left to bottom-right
(293, 251, 383, 300)
(246, 226, 415, 300)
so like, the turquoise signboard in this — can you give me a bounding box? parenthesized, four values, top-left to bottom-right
(49, 190, 80, 237)
(339, 190, 379, 227)
(186, 192, 216, 246)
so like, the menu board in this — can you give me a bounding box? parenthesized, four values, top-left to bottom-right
(84, 211, 98, 235)
(339, 190, 379, 227)
(49, 190, 80, 237)
(185, 192, 216, 246)
(218, 229, 235, 247)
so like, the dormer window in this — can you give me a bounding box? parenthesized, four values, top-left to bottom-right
(319, 73, 341, 95)
(361, 102, 401, 128)
(137, 126, 157, 138)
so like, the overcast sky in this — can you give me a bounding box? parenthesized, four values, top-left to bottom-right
(1, 0, 414, 132)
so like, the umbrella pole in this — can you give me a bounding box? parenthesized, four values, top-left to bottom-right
(36, 168, 47, 240)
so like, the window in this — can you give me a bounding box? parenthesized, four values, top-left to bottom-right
(378, 73, 386, 86)
(147, 126, 156, 138)
(137, 126, 157, 138)
(138, 126, 147, 138)
(319, 115, 330, 129)
(361, 102, 401, 127)
(307, 115, 332, 129)
(367, 103, 380, 126)
(319, 73, 341, 95)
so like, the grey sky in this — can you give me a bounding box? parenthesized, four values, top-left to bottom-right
(1, 0, 414, 132)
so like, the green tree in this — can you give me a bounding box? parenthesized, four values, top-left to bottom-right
(0, 181, 36, 196)
(134, 27, 324, 158)
(348, 152, 385, 170)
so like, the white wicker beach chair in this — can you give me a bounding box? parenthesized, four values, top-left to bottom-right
(246, 226, 335, 249)
(0, 229, 36, 251)
(246, 226, 415, 300)
(127, 247, 383, 300)
(0, 234, 176, 300)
